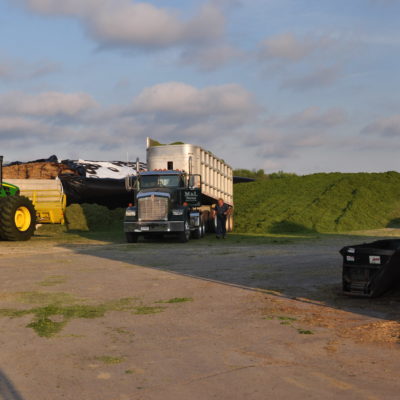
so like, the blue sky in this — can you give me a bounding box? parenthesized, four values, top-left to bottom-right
(0, 0, 400, 173)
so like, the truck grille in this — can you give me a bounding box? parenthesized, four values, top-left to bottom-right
(138, 196, 168, 221)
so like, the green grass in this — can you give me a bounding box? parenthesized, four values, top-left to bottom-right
(38, 276, 67, 287)
(160, 297, 193, 304)
(134, 306, 165, 315)
(234, 171, 400, 234)
(0, 294, 148, 337)
(96, 356, 125, 365)
(15, 291, 78, 305)
(0, 291, 192, 337)
(262, 315, 314, 334)
(277, 316, 297, 322)
(297, 329, 314, 335)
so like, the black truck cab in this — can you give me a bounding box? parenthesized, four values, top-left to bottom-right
(124, 170, 204, 243)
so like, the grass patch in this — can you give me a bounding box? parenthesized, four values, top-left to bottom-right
(277, 316, 297, 322)
(0, 295, 145, 337)
(96, 356, 125, 365)
(111, 327, 132, 335)
(15, 291, 78, 305)
(38, 275, 67, 287)
(134, 306, 165, 315)
(263, 315, 298, 327)
(157, 297, 193, 304)
(125, 370, 134, 374)
(0, 309, 32, 318)
(263, 315, 314, 334)
(297, 329, 314, 335)
(27, 318, 67, 338)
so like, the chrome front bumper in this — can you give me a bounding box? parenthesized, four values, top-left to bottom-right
(124, 221, 185, 233)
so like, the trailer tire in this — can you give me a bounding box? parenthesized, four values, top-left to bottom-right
(126, 232, 138, 243)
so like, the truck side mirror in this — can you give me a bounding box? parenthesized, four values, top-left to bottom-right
(189, 175, 201, 189)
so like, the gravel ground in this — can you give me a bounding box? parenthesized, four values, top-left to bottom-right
(0, 232, 399, 400)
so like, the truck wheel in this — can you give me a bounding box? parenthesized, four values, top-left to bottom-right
(126, 232, 138, 243)
(192, 225, 202, 239)
(179, 221, 190, 243)
(0, 196, 36, 241)
(193, 222, 205, 239)
(201, 222, 206, 237)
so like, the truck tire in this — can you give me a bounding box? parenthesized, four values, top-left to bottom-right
(192, 221, 205, 239)
(126, 232, 138, 243)
(179, 221, 190, 243)
(192, 225, 202, 239)
(201, 221, 206, 237)
(0, 196, 36, 241)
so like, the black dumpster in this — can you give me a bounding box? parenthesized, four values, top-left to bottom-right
(340, 239, 400, 297)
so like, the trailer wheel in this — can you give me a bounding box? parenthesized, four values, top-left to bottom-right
(179, 221, 190, 243)
(126, 232, 138, 243)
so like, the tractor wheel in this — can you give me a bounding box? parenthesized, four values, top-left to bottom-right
(0, 196, 36, 241)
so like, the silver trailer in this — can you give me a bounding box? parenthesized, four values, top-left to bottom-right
(123, 138, 234, 243)
(146, 138, 233, 206)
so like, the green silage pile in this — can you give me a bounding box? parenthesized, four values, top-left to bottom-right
(234, 171, 400, 234)
(65, 204, 125, 231)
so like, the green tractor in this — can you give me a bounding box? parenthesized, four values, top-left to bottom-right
(0, 156, 36, 241)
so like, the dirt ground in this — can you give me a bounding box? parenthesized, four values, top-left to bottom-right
(0, 230, 399, 400)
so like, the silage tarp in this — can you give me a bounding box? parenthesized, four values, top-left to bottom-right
(60, 176, 136, 209)
(62, 159, 146, 179)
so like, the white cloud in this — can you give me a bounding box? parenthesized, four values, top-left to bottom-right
(19, 0, 225, 49)
(131, 82, 257, 119)
(273, 107, 347, 129)
(180, 44, 242, 71)
(256, 33, 346, 90)
(281, 66, 342, 91)
(258, 33, 332, 63)
(361, 115, 400, 137)
(0, 83, 259, 160)
(0, 116, 49, 137)
(0, 55, 61, 81)
(246, 107, 347, 159)
(0, 91, 98, 117)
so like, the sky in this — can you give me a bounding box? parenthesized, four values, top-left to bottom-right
(0, 0, 400, 173)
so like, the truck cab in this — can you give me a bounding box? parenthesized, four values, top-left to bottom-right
(124, 170, 204, 243)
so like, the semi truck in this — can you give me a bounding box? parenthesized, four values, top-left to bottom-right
(124, 138, 233, 243)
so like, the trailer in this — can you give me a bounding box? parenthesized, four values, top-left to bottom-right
(123, 138, 234, 242)
(6, 178, 66, 224)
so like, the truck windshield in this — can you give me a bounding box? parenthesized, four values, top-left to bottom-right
(140, 174, 183, 189)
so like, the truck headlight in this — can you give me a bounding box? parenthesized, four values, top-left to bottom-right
(172, 209, 184, 216)
(125, 209, 136, 217)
